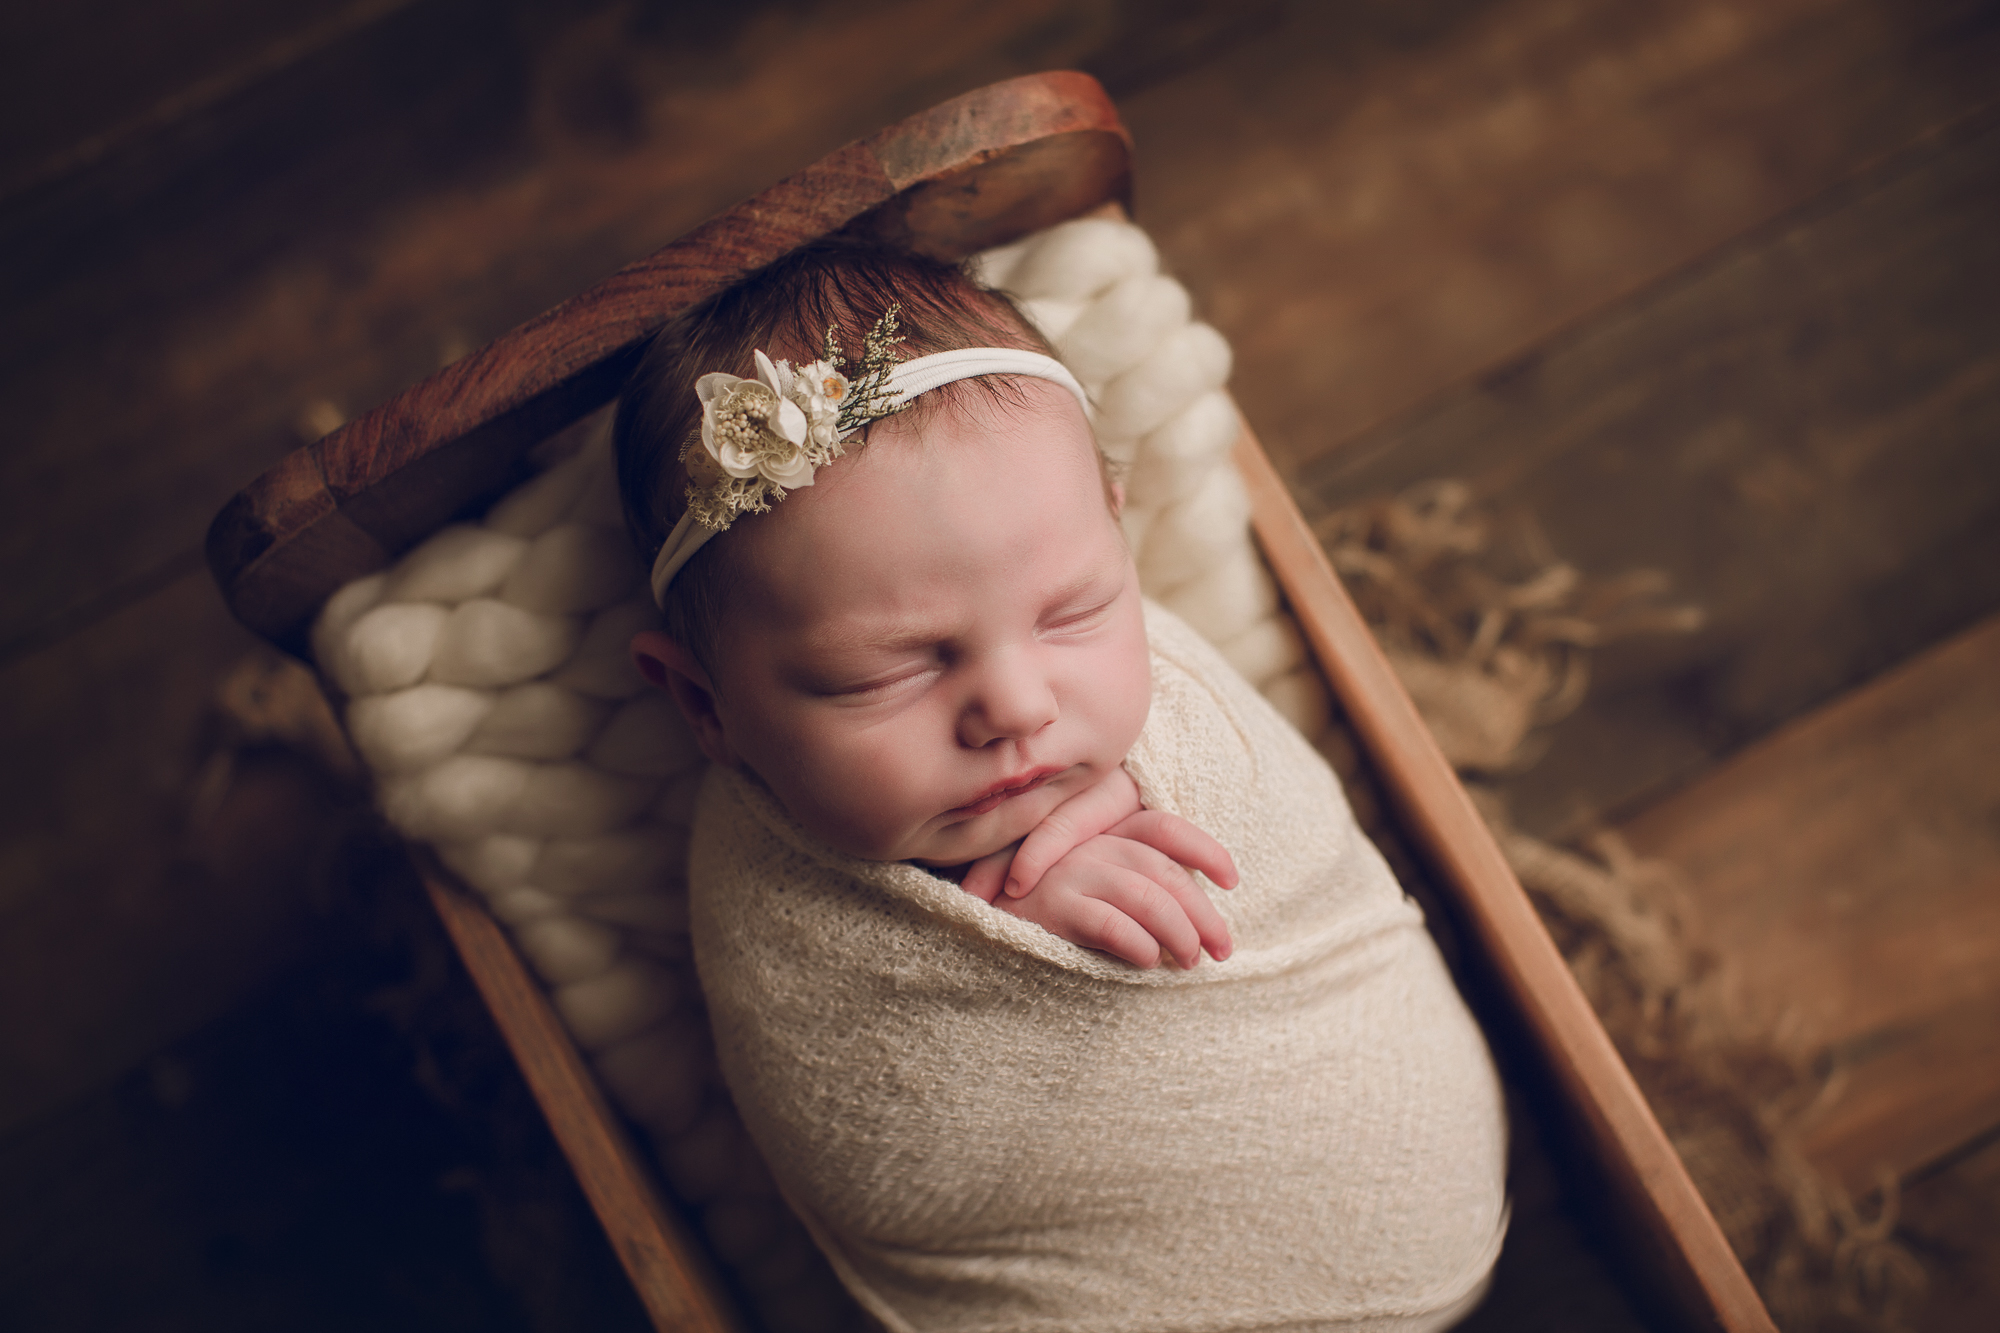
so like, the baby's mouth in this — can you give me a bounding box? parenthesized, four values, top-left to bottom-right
(946, 765, 1064, 818)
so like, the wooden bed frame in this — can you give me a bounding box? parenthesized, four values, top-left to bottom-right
(208, 71, 1773, 1333)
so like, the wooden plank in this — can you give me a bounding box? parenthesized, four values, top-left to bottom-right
(0, 0, 391, 196)
(0, 572, 312, 1137)
(1294, 109, 2000, 840)
(423, 873, 744, 1333)
(1126, 0, 2000, 476)
(1236, 428, 1773, 1332)
(1620, 614, 2000, 1195)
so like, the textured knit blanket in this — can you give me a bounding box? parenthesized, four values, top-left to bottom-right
(690, 603, 1508, 1333)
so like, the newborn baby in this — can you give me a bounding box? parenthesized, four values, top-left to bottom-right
(619, 240, 1508, 1332)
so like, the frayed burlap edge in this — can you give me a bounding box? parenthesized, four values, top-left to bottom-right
(1315, 480, 1925, 1333)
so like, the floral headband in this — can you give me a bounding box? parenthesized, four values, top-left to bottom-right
(647, 307, 1090, 606)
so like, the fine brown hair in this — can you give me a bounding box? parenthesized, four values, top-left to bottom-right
(614, 240, 1075, 668)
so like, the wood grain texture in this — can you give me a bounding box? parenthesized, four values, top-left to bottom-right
(208, 70, 1128, 653)
(1125, 0, 2000, 478)
(1621, 614, 2000, 1195)
(423, 873, 743, 1333)
(0, 0, 373, 195)
(1235, 428, 1773, 1332)
(1294, 107, 2000, 841)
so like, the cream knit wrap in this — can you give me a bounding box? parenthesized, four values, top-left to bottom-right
(691, 603, 1509, 1333)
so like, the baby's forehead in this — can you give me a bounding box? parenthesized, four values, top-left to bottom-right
(722, 392, 1122, 627)
(867, 380, 1114, 495)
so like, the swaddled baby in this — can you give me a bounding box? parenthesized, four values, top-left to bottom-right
(618, 241, 1508, 1332)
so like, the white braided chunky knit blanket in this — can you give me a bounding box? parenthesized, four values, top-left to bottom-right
(310, 216, 1442, 1330)
(695, 602, 1508, 1333)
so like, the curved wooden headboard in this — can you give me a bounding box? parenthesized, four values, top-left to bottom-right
(206, 70, 1131, 655)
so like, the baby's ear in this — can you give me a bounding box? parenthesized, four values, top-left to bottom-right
(630, 630, 737, 767)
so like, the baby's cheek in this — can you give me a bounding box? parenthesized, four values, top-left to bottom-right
(821, 737, 950, 855)
(1105, 628, 1155, 749)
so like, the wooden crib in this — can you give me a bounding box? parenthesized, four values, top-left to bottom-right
(207, 71, 1772, 1333)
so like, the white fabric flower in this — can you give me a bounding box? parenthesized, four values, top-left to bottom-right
(758, 445, 816, 488)
(754, 350, 807, 424)
(697, 353, 812, 486)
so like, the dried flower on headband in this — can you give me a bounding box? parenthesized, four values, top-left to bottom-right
(681, 306, 905, 532)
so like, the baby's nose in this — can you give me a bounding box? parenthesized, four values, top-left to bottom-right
(958, 656, 1059, 747)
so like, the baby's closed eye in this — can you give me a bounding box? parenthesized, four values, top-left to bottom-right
(809, 663, 939, 703)
(1035, 570, 1126, 640)
(789, 641, 945, 702)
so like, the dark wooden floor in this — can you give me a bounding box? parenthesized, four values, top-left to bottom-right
(3, 1, 1997, 1329)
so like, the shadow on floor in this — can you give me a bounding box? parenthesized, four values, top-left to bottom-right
(0, 786, 650, 1333)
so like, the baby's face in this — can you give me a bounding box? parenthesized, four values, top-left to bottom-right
(675, 379, 1149, 866)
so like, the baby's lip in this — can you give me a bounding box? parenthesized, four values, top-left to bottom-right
(946, 765, 1065, 818)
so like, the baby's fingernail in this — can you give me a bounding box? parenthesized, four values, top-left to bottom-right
(1004, 877, 1022, 897)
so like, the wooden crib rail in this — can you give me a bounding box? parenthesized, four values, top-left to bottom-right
(1234, 432, 1774, 1333)
(206, 70, 1131, 657)
(422, 871, 744, 1333)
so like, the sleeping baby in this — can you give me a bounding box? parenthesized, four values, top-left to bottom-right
(617, 240, 1508, 1332)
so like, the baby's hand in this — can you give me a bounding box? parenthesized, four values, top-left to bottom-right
(960, 769, 1238, 969)
(995, 831, 1235, 969)
(962, 769, 1239, 902)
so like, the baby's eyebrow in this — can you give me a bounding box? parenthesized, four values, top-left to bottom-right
(1037, 565, 1125, 617)
(806, 621, 942, 657)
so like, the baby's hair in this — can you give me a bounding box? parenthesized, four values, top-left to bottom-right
(615, 239, 1086, 668)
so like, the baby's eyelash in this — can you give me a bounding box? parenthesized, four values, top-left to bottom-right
(1043, 593, 1119, 633)
(819, 663, 937, 701)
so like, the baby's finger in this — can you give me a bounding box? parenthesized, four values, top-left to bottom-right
(1088, 869, 1207, 970)
(958, 842, 1020, 904)
(1096, 837, 1234, 964)
(999, 884, 1163, 969)
(1073, 895, 1167, 970)
(1106, 809, 1240, 890)
(1004, 769, 1141, 899)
